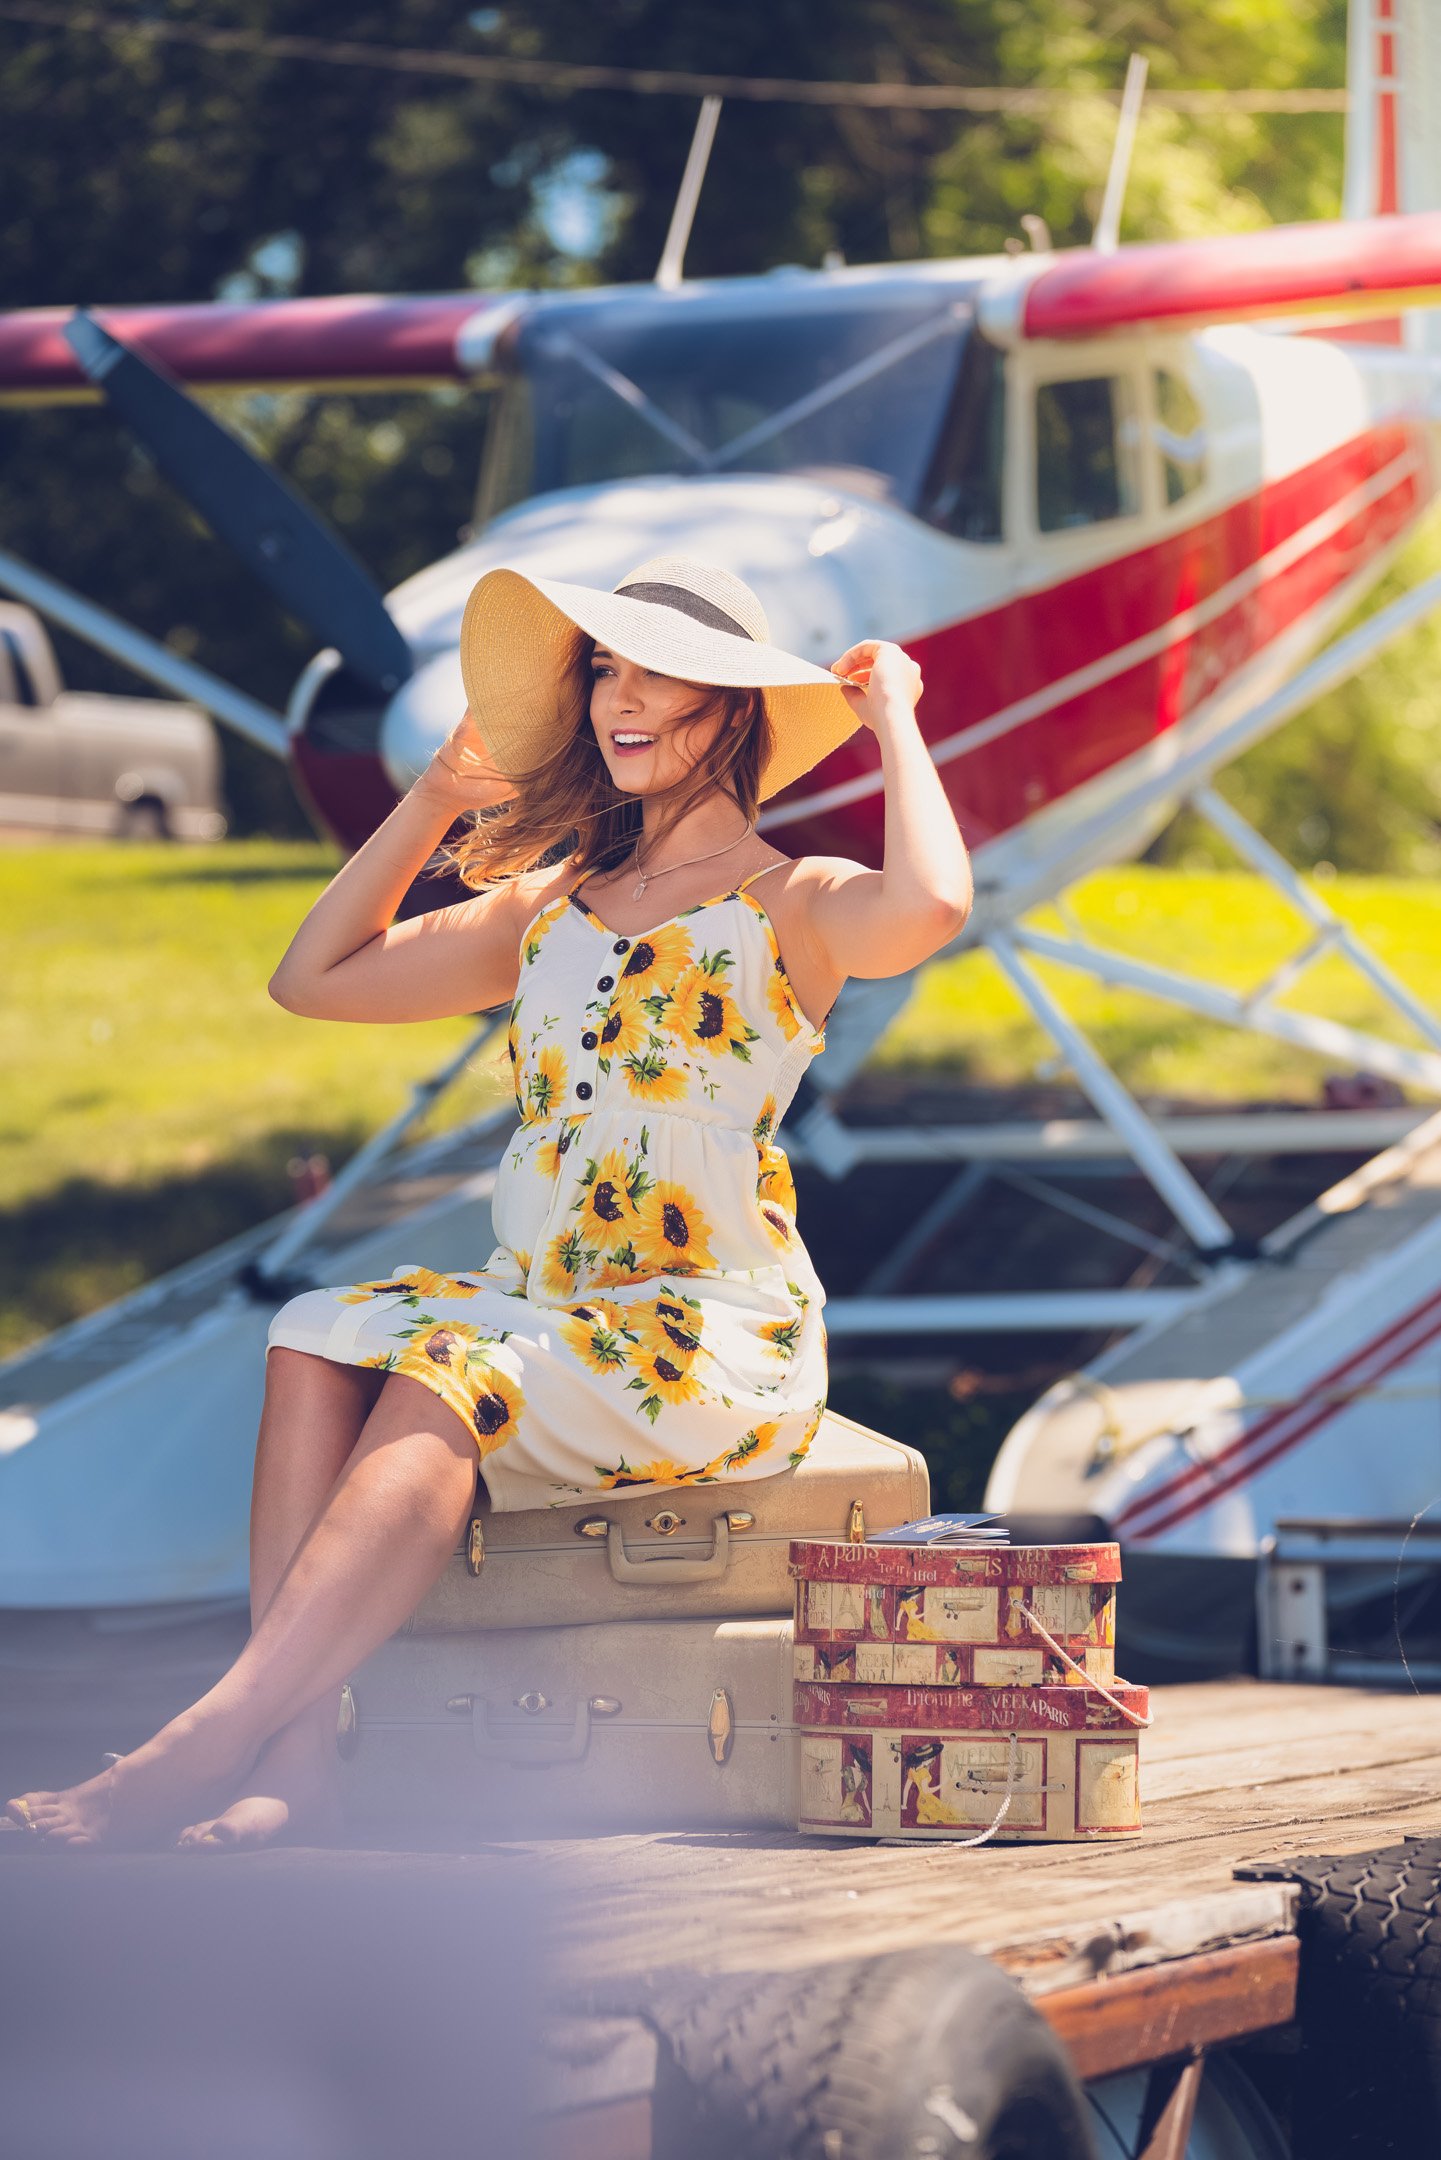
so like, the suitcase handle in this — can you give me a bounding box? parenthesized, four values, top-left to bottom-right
(605, 1512, 733, 1585)
(468, 1696, 597, 1766)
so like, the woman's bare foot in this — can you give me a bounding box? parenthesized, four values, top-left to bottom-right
(6, 1710, 253, 1850)
(177, 1709, 344, 1853)
(176, 1784, 343, 1852)
(4, 1765, 117, 1848)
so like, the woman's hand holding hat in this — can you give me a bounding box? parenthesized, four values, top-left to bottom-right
(830, 640, 923, 731)
(416, 708, 516, 810)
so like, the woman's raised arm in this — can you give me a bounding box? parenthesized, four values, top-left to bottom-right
(798, 641, 973, 981)
(268, 711, 566, 1023)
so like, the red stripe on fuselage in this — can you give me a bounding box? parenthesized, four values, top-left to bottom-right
(1113, 1286, 1441, 1543)
(769, 421, 1429, 863)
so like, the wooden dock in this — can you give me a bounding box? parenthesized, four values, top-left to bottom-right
(5, 1675, 1441, 2154)
(524, 1675, 1441, 2146)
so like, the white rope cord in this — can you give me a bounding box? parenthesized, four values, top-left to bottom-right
(952, 1731, 1021, 1849)
(1020, 1605, 1155, 1728)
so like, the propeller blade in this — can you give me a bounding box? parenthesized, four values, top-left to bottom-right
(64, 309, 413, 697)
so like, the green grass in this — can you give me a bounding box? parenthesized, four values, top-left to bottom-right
(5, 841, 1441, 1360)
(0, 839, 505, 1358)
(876, 866, 1441, 1101)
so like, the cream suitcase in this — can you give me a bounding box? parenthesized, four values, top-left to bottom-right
(406, 1410, 928, 1634)
(337, 1617, 796, 1837)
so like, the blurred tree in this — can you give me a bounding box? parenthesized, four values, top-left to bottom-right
(0, 1, 565, 831)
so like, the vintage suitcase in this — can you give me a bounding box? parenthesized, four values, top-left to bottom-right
(793, 1676, 1149, 1842)
(406, 1410, 929, 1635)
(789, 1536, 1119, 1687)
(337, 1616, 797, 1837)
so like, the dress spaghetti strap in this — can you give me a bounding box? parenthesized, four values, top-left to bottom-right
(734, 861, 787, 897)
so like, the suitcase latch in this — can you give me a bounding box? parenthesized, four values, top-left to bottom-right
(575, 1517, 609, 1539)
(336, 1683, 359, 1760)
(515, 1691, 549, 1716)
(467, 1519, 486, 1575)
(707, 1687, 734, 1767)
(445, 1694, 622, 1719)
(726, 1510, 756, 1532)
(847, 1499, 866, 1544)
(646, 1509, 684, 1536)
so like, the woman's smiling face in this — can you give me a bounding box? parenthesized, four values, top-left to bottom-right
(588, 648, 729, 794)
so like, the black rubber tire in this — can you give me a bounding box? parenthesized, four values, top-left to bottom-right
(600, 1946, 1098, 2160)
(1255, 1835, 1441, 2157)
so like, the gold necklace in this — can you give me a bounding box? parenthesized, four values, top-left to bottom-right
(631, 824, 755, 902)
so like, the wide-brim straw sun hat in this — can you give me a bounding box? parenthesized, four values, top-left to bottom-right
(459, 555, 860, 802)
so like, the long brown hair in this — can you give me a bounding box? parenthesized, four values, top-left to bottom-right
(440, 635, 774, 892)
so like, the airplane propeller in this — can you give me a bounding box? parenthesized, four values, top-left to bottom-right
(63, 309, 414, 700)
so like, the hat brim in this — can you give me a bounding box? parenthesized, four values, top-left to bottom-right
(459, 566, 860, 803)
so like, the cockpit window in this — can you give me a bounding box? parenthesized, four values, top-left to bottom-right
(918, 333, 1005, 542)
(476, 290, 972, 524)
(1153, 367, 1207, 505)
(1034, 375, 1142, 533)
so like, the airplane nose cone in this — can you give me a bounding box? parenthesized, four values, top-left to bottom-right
(378, 646, 467, 793)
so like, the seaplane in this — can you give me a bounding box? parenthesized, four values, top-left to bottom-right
(5, 3, 1441, 1675)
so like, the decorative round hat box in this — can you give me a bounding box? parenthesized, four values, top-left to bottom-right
(789, 1536, 1149, 1843)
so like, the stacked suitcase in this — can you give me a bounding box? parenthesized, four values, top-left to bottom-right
(790, 1536, 1148, 1841)
(334, 1410, 930, 1838)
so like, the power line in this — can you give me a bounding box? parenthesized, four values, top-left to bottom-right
(0, 3, 1351, 115)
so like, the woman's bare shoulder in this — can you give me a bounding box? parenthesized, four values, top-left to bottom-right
(755, 853, 871, 910)
(458, 858, 579, 928)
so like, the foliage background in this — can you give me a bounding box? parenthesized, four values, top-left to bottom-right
(3, 0, 1438, 866)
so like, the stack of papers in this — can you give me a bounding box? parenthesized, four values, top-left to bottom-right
(866, 1513, 1010, 1547)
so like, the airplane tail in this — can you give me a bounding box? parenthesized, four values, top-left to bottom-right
(1344, 0, 1441, 219)
(1341, 1, 1441, 349)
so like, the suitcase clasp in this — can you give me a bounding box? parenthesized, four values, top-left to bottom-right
(707, 1688, 734, 1766)
(847, 1499, 866, 1544)
(467, 1519, 486, 1576)
(336, 1683, 359, 1760)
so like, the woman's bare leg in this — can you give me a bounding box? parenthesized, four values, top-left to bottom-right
(177, 1347, 386, 1849)
(7, 1371, 479, 1847)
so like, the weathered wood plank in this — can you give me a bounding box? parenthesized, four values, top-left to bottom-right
(988, 1883, 1297, 1995)
(1040, 1939, 1300, 2079)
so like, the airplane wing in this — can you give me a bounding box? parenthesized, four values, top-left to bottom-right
(0, 292, 516, 403)
(979, 209, 1441, 343)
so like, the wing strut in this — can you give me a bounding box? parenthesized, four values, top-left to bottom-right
(0, 545, 288, 758)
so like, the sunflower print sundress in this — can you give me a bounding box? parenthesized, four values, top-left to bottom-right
(266, 867, 829, 1509)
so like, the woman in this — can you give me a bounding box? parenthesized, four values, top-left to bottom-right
(6, 554, 971, 1850)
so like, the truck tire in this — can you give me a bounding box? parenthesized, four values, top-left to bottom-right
(1253, 1835, 1441, 2157)
(608, 1946, 1098, 2160)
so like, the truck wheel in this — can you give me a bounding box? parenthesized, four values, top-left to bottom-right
(1250, 1834, 1441, 2157)
(1087, 2055, 1288, 2158)
(116, 796, 168, 840)
(622, 1945, 1098, 2160)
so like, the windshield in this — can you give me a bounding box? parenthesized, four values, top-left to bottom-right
(476, 287, 972, 524)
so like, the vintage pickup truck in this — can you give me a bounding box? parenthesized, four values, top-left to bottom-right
(0, 601, 226, 839)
